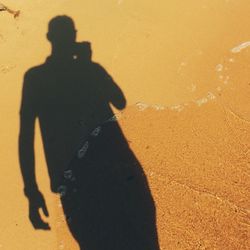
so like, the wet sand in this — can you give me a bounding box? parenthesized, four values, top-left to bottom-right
(0, 1, 249, 249)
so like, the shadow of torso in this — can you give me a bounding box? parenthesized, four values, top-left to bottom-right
(22, 57, 124, 191)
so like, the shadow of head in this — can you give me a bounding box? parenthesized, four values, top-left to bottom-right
(47, 15, 76, 46)
(46, 15, 92, 61)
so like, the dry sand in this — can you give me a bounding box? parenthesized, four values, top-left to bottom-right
(0, 1, 249, 249)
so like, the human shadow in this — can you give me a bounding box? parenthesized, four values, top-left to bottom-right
(19, 15, 159, 250)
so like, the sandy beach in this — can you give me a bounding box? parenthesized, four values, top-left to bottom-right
(0, 1, 249, 249)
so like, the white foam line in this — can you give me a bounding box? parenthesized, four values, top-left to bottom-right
(135, 92, 217, 112)
(231, 41, 250, 53)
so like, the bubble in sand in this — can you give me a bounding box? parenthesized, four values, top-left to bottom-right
(91, 126, 101, 137)
(78, 141, 89, 159)
(57, 185, 67, 197)
(216, 64, 223, 72)
(63, 170, 75, 181)
(136, 102, 149, 111)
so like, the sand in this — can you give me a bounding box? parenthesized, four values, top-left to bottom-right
(0, 1, 249, 249)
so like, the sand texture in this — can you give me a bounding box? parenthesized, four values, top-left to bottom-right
(0, 1, 249, 249)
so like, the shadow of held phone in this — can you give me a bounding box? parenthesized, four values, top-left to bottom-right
(74, 41, 92, 62)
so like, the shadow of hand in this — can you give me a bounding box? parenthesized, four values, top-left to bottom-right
(28, 191, 50, 230)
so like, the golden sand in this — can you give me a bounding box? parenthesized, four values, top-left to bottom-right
(0, 1, 249, 249)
